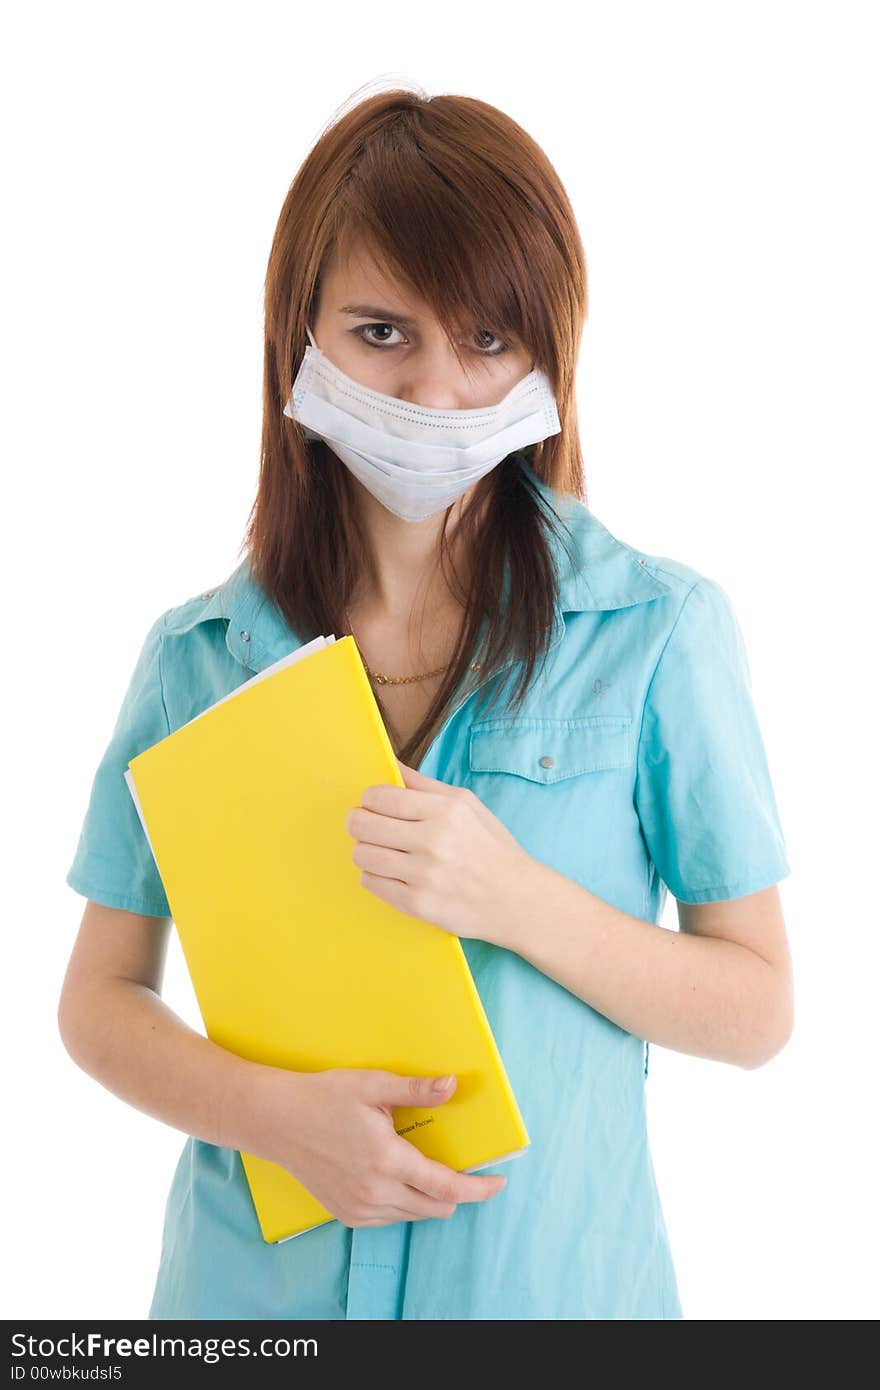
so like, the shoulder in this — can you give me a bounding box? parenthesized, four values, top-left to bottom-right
(153, 558, 253, 647)
(561, 490, 733, 623)
(586, 511, 716, 610)
(142, 564, 252, 730)
(159, 556, 255, 638)
(629, 549, 751, 694)
(570, 502, 747, 675)
(160, 580, 229, 637)
(586, 506, 737, 623)
(639, 554, 739, 638)
(143, 562, 245, 685)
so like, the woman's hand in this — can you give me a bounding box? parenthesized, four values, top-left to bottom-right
(344, 759, 532, 945)
(257, 1066, 507, 1229)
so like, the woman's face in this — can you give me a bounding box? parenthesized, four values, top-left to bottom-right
(310, 244, 534, 409)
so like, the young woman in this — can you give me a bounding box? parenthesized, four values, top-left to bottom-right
(59, 87, 793, 1320)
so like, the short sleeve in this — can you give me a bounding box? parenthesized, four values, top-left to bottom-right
(634, 577, 792, 905)
(65, 610, 173, 917)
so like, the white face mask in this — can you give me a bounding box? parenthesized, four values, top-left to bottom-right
(282, 324, 561, 522)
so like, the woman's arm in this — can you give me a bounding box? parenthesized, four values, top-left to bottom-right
(496, 862, 793, 1070)
(57, 901, 297, 1154)
(57, 900, 507, 1226)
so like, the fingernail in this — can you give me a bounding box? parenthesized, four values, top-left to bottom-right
(433, 1074, 454, 1092)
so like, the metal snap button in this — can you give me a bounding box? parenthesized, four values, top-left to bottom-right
(638, 558, 646, 566)
(201, 589, 215, 599)
(539, 755, 555, 768)
(240, 629, 251, 642)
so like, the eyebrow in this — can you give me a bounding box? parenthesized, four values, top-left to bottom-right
(338, 303, 421, 329)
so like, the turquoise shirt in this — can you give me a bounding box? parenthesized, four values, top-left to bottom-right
(65, 463, 791, 1320)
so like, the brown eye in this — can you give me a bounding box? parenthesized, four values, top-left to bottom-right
(354, 323, 406, 348)
(474, 330, 509, 356)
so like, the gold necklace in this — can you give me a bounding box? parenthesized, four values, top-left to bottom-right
(344, 608, 482, 686)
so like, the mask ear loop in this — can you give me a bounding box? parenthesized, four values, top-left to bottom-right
(284, 325, 321, 436)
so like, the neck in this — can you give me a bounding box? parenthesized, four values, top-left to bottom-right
(350, 479, 480, 622)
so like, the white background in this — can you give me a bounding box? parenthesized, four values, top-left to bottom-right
(4, 0, 877, 1321)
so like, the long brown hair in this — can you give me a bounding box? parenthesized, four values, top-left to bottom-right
(243, 84, 589, 768)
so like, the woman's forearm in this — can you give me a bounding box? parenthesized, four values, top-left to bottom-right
(499, 857, 789, 1069)
(58, 978, 299, 1157)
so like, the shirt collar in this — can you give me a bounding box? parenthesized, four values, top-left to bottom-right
(214, 462, 671, 673)
(522, 460, 671, 615)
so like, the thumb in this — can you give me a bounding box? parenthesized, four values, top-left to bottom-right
(378, 1072, 458, 1108)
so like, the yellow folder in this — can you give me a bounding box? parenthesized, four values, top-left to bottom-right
(124, 633, 530, 1243)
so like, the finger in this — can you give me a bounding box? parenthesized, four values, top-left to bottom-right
(348, 806, 421, 851)
(358, 870, 413, 914)
(368, 1070, 458, 1110)
(398, 1146, 508, 1205)
(360, 783, 443, 822)
(381, 1188, 459, 1221)
(396, 1185, 459, 1219)
(351, 1191, 458, 1225)
(343, 1187, 457, 1226)
(395, 770, 495, 829)
(397, 760, 461, 799)
(347, 1208, 441, 1228)
(354, 843, 411, 881)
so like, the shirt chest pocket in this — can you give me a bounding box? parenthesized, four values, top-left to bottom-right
(468, 715, 635, 785)
(467, 715, 638, 886)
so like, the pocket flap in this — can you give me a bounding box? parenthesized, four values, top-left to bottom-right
(468, 715, 634, 784)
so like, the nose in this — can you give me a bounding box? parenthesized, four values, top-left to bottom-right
(398, 339, 484, 410)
